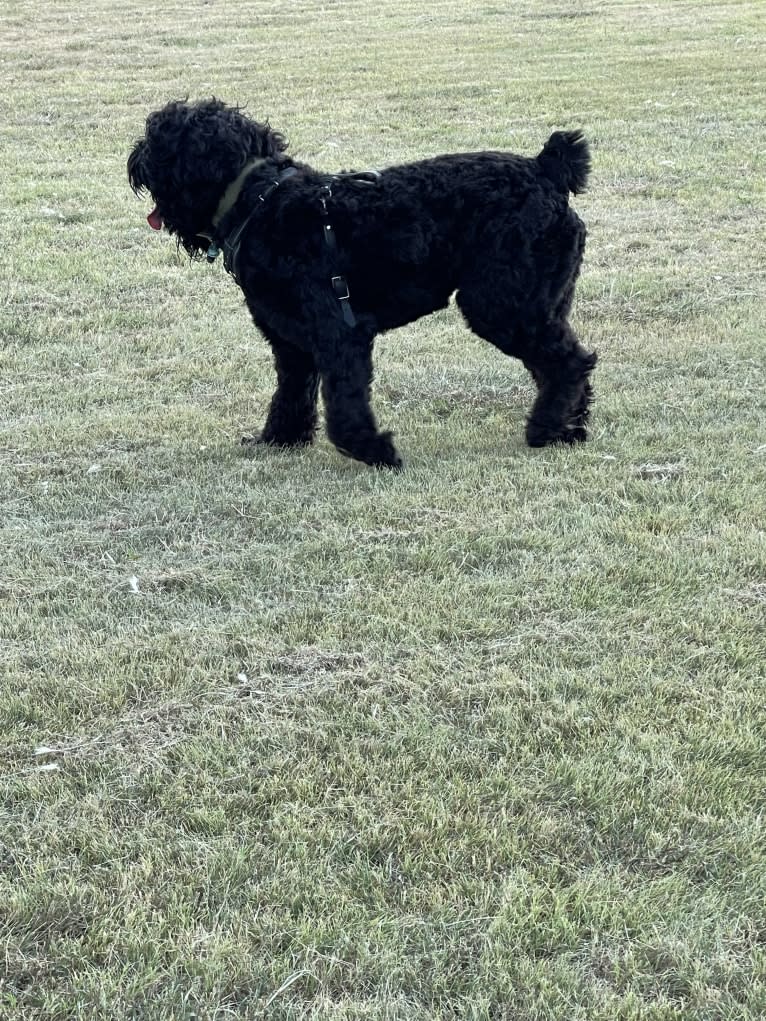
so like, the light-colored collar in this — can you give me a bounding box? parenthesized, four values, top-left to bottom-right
(211, 158, 268, 229)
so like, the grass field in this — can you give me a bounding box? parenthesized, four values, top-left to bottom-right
(1, 1, 765, 1018)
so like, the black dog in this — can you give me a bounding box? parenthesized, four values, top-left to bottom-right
(128, 98, 596, 468)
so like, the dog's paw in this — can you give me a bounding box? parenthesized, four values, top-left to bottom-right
(563, 425, 588, 444)
(525, 421, 554, 447)
(335, 431, 404, 470)
(526, 421, 588, 448)
(368, 431, 404, 470)
(377, 432, 404, 470)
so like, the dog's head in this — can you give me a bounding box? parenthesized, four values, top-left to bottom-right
(127, 98, 288, 255)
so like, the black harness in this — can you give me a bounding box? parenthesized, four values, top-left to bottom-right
(213, 166, 299, 284)
(210, 167, 380, 328)
(319, 181, 356, 327)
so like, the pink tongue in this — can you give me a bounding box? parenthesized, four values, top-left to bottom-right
(147, 206, 163, 230)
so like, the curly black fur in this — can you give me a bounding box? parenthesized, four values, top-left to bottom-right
(128, 98, 597, 468)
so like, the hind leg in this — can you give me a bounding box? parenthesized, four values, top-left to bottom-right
(456, 214, 595, 447)
(568, 375, 594, 437)
(456, 295, 596, 447)
(522, 258, 596, 445)
(522, 323, 597, 446)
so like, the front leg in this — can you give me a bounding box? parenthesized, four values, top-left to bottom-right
(317, 338, 403, 470)
(250, 338, 320, 448)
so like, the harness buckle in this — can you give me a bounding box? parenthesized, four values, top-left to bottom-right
(331, 276, 350, 301)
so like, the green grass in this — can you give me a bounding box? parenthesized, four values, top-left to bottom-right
(1, 1, 765, 1018)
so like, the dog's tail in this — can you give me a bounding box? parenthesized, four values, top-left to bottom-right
(537, 130, 590, 195)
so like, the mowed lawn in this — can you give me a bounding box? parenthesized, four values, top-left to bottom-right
(1, 1, 765, 1018)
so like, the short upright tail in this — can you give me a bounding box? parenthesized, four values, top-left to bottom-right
(537, 129, 590, 195)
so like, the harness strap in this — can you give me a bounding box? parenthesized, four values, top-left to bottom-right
(220, 167, 298, 284)
(214, 166, 380, 328)
(319, 184, 356, 328)
(319, 180, 369, 329)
